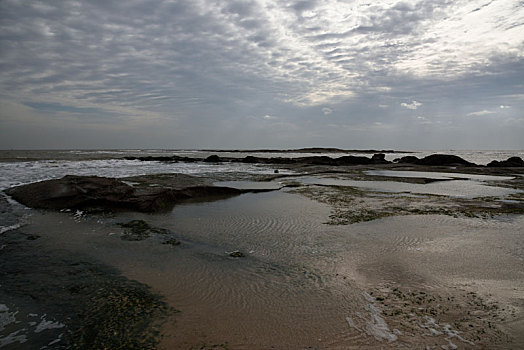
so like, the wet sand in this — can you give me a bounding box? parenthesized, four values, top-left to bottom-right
(2, 165, 523, 349)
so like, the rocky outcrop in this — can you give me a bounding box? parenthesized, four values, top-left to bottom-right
(203, 155, 221, 162)
(414, 154, 476, 166)
(487, 156, 524, 167)
(4, 175, 267, 213)
(393, 156, 419, 164)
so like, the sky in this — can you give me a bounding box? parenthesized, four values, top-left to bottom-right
(0, 0, 523, 150)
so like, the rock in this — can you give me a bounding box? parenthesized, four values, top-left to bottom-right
(118, 220, 153, 241)
(4, 175, 135, 211)
(241, 156, 262, 163)
(415, 154, 476, 166)
(393, 156, 419, 163)
(371, 153, 388, 164)
(229, 251, 245, 258)
(162, 238, 181, 246)
(487, 156, 524, 167)
(203, 155, 221, 162)
(335, 155, 373, 165)
(4, 175, 260, 213)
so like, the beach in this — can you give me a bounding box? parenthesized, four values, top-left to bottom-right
(1, 150, 523, 349)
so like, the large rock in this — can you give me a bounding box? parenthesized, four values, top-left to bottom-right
(415, 154, 476, 166)
(203, 155, 221, 162)
(487, 156, 524, 167)
(371, 153, 389, 164)
(4, 175, 264, 213)
(393, 156, 419, 164)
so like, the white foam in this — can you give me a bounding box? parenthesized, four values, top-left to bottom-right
(0, 304, 17, 331)
(34, 318, 65, 333)
(0, 329, 27, 347)
(364, 303, 398, 342)
(0, 224, 21, 234)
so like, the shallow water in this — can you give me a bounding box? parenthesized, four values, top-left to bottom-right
(365, 169, 516, 181)
(15, 188, 524, 348)
(294, 176, 521, 198)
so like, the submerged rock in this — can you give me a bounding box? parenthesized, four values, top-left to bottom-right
(162, 238, 181, 246)
(118, 220, 154, 241)
(487, 156, 524, 167)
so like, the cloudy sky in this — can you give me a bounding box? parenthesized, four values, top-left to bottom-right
(1, 0, 523, 149)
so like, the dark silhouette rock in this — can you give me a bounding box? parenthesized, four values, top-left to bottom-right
(487, 156, 524, 167)
(241, 156, 262, 163)
(415, 154, 476, 166)
(335, 155, 373, 165)
(371, 153, 389, 164)
(203, 155, 221, 162)
(394, 156, 419, 163)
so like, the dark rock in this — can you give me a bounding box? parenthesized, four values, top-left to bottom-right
(415, 154, 476, 166)
(162, 238, 181, 246)
(371, 153, 389, 164)
(297, 156, 336, 165)
(118, 220, 153, 241)
(4, 175, 135, 211)
(241, 156, 262, 163)
(335, 155, 373, 165)
(4, 175, 257, 213)
(394, 156, 419, 163)
(229, 251, 245, 258)
(203, 155, 221, 163)
(487, 156, 524, 167)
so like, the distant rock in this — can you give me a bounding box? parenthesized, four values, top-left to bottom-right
(487, 156, 524, 167)
(203, 155, 221, 162)
(371, 153, 388, 164)
(393, 156, 419, 164)
(415, 154, 476, 166)
(335, 155, 373, 165)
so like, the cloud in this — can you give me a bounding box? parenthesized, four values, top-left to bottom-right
(0, 0, 523, 149)
(321, 107, 333, 115)
(467, 110, 495, 116)
(401, 101, 422, 110)
(263, 114, 277, 120)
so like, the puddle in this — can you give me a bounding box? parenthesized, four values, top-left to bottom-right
(365, 170, 515, 181)
(293, 176, 521, 198)
(213, 180, 283, 190)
